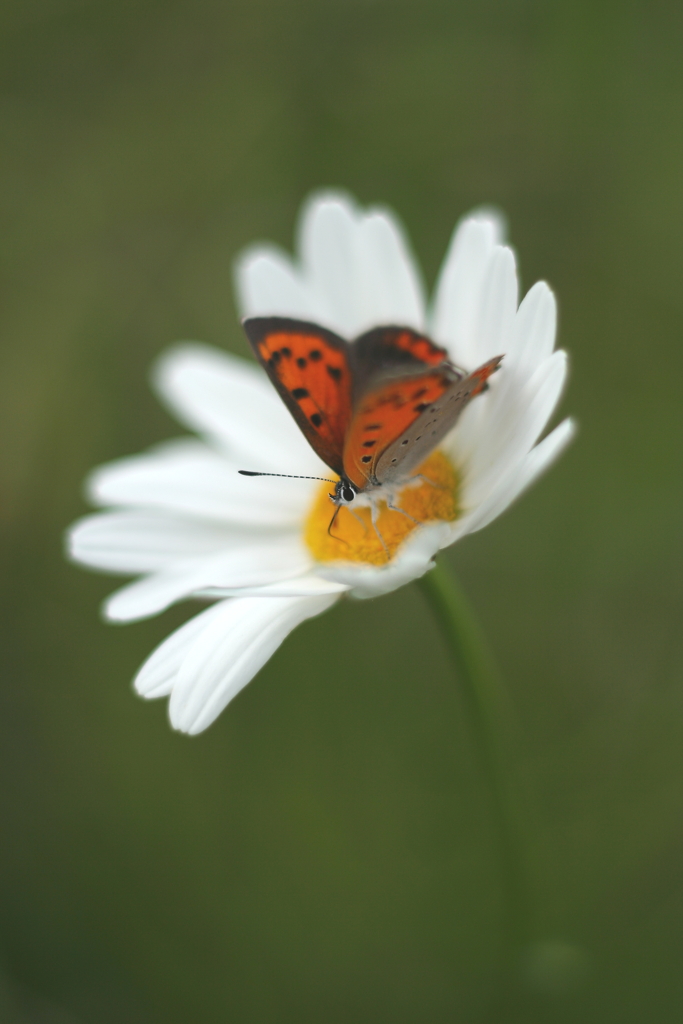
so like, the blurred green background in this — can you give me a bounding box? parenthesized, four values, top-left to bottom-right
(1, 0, 682, 1021)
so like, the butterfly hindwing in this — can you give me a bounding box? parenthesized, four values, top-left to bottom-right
(374, 356, 503, 485)
(351, 326, 449, 396)
(342, 369, 456, 489)
(243, 317, 353, 476)
(341, 325, 458, 488)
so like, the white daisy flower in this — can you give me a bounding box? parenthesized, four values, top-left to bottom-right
(68, 191, 574, 735)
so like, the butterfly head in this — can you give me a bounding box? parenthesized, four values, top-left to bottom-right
(330, 477, 359, 506)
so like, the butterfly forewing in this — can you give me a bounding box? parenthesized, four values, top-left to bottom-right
(374, 356, 503, 486)
(243, 317, 353, 476)
(342, 370, 455, 489)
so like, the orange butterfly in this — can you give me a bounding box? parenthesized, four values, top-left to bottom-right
(240, 317, 502, 536)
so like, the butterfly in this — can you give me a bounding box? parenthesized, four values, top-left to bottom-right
(240, 316, 502, 538)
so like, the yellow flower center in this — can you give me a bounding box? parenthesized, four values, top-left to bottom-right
(304, 450, 460, 567)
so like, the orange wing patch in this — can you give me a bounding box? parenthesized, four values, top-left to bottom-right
(243, 318, 353, 475)
(384, 329, 448, 366)
(352, 327, 450, 392)
(342, 371, 452, 488)
(466, 360, 499, 397)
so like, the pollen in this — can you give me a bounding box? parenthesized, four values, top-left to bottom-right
(304, 450, 460, 567)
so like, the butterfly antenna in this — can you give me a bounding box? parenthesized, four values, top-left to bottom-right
(239, 470, 337, 483)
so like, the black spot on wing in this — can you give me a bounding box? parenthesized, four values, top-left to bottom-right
(361, 455, 372, 464)
(362, 440, 376, 448)
(296, 357, 307, 368)
(310, 413, 322, 427)
(309, 349, 322, 361)
(292, 388, 309, 399)
(326, 365, 342, 382)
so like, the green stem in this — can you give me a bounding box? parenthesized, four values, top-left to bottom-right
(417, 561, 532, 967)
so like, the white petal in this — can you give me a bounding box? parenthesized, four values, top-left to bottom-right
(456, 350, 568, 510)
(234, 193, 425, 339)
(67, 509, 251, 574)
(446, 418, 576, 543)
(354, 209, 425, 332)
(430, 211, 505, 366)
(87, 439, 317, 527)
(104, 533, 312, 622)
(234, 244, 323, 321)
(154, 344, 325, 475)
(471, 245, 518, 365)
(134, 600, 231, 699)
(508, 281, 557, 376)
(169, 594, 338, 734)
(299, 193, 366, 337)
(469, 417, 576, 534)
(299, 192, 425, 337)
(317, 522, 450, 599)
(198, 574, 350, 598)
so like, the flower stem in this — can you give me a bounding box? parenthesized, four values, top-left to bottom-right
(417, 560, 532, 971)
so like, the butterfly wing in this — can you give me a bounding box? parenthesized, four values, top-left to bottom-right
(373, 356, 503, 486)
(342, 369, 458, 489)
(351, 326, 449, 394)
(243, 317, 353, 476)
(340, 325, 461, 488)
(244, 316, 501, 491)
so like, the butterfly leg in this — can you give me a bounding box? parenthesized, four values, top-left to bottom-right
(410, 473, 447, 490)
(386, 501, 422, 526)
(369, 502, 390, 558)
(348, 507, 369, 532)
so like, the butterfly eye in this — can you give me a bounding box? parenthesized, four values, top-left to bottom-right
(342, 486, 355, 503)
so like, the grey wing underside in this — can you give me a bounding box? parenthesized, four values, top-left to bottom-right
(374, 356, 503, 486)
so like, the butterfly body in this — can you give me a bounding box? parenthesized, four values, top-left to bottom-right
(242, 317, 502, 521)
